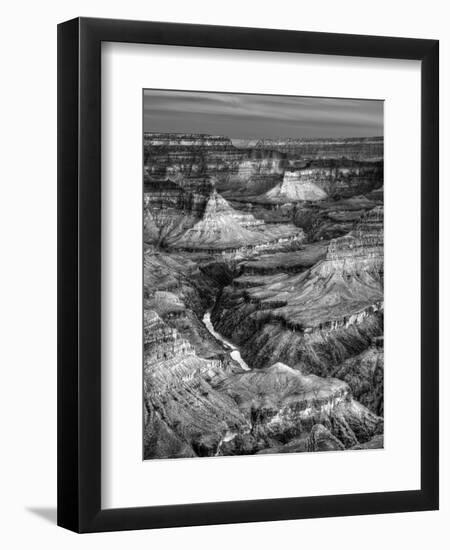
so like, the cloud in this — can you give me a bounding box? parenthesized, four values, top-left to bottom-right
(143, 89, 383, 138)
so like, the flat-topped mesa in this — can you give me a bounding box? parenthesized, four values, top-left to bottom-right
(265, 169, 328, 202)
(218, 362, 349, 411)
(254, 136, 384, 161)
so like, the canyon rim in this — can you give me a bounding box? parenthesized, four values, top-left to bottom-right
(143, 90, 384, 460)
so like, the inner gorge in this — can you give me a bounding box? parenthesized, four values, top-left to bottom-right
(143, 131, 384, 459)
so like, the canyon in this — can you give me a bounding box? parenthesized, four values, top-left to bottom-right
(143, 132, 384, 459)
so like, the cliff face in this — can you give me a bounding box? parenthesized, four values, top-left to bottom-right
(144, 133, 285, 183)
(234, 150, 285, 181)
(262, 160, 383, 201)
(143, 177, 214, 245)
(330, 346, 384, 416)
(144, 133, 243, 180)
(293, 194, 382, 241)
(252, 137, 383, 161)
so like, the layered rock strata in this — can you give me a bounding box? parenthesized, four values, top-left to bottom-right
(262, 160, 383, 202)
(265, 170, 328, 201)
(212, 207, 384, 372)
(169, 190, 304, 253)
(144, 133, 285, 184)
(252, 137, 383, 161)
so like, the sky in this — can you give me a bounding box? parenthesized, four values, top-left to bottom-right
(143, 89, 383, 139)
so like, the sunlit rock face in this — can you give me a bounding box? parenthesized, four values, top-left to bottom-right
(266, 169, 328, 201)
(316, 206, 383, 276)
(234, 149, 285, 182)
(170, 191, 265, 250)
(169, 190, 304, 253)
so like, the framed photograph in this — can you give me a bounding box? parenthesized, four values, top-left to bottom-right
(57, 17, 439, 532)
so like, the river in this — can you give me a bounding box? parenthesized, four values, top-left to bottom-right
(202, 311, 250, 371)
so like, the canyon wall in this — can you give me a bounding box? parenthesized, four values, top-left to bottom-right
(252, 136, 383, 161)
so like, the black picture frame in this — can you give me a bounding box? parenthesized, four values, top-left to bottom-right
(57, 16, 439, 533)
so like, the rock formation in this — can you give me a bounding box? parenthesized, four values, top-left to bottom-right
(170, 190, 304, 252)
(216, 362, 381, 451)
(265, 170, 328, 201)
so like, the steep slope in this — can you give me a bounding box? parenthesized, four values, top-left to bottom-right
(170, 191, 264, 249)
(143, 177, 213, 245)
(329, 345, 384, 416)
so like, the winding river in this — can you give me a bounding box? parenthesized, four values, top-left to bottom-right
(202, 311, 250, 371)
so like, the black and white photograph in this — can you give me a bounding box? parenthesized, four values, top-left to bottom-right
(143, 90, 384, 460)
(0, 0, 444, 543)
